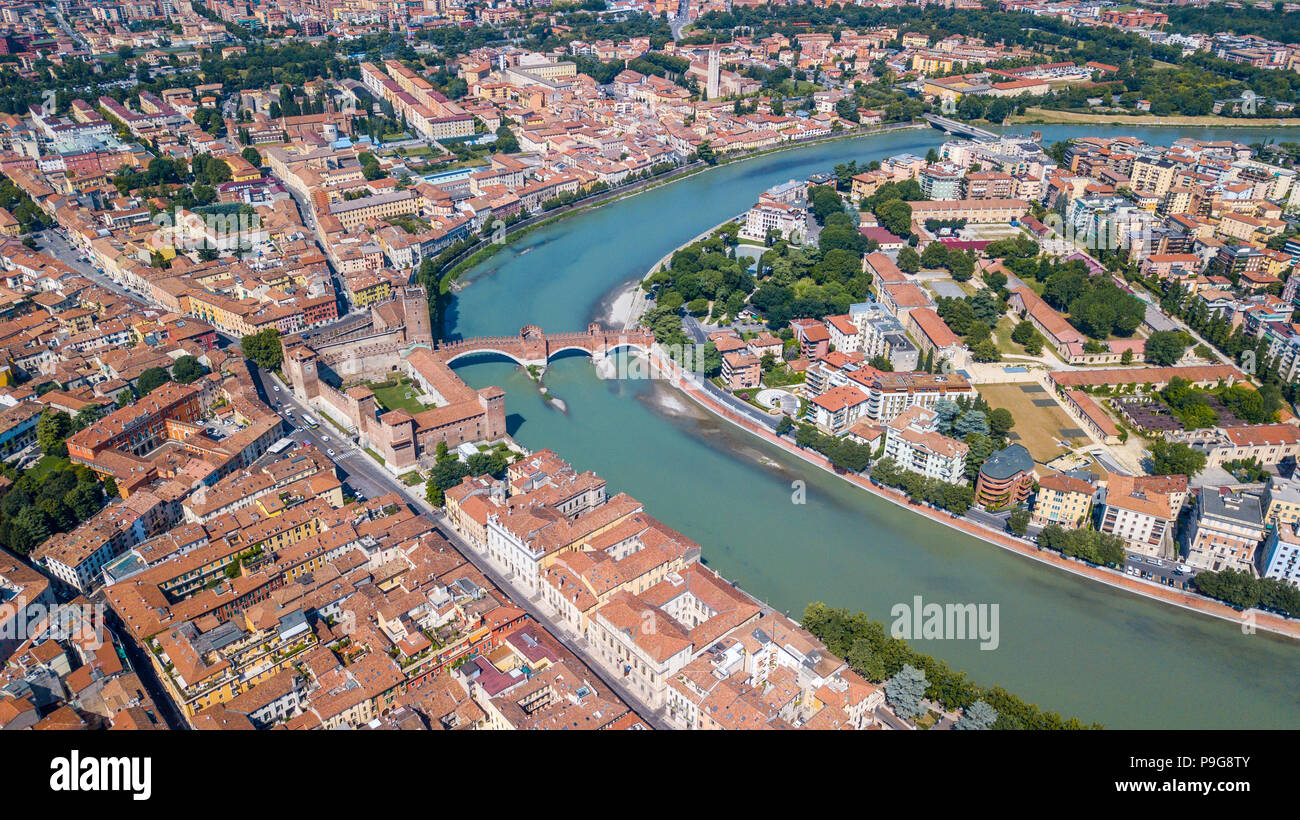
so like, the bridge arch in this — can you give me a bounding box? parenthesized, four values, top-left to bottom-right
(440, 348, 530, 366)
(545, 341, 654, 360)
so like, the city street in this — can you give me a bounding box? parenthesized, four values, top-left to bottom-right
(35, 229, 142, 304)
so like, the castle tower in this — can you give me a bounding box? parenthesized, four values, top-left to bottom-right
(707, 45, 720, 101)
(284, 347, 321, 401)
(478, 386, 507, 441)
(400, 285, 433, 347)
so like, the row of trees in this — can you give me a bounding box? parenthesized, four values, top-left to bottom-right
(1192, 568, 1300, 618)
(794, 423, 874, 473)
(1035, 524, 1126, 568)
(870, 457, 975, 514)
(1161, 281, 1299, 410)
(802, 602, 1100, 729)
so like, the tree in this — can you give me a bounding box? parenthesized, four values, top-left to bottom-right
(920, 241, 948, 269)
(1008, 509, 1031, 537)
(9, 506, 50, 554)
(137, 367, 171, 397)
(955, 699, 998, 730)
(988, 408, 1014, 438)
(897, 245, 921, 273)
(700, 341, 722, 378)
(72, 405, 102, 432)
(776, 416, 793, 435)
(952, 409, 989, 438)
(241, 328, 284, 372)
(933, 399, 961, 433)
(467, 449, 509, 478)
(1144, 330, 1192, 366)
(172, 355, 207, 384)
(425, 476, 444, 507)
(37, 410, 72, 457)
(696, 140, 717, 165)
(65, 482, 103, 520)
(1148, 440, 1207, 477)
(241, 146, 262, 167)
(358, 151, 386, 180)
(494, 125, 520, 153)
(885, 663, 928, 720)
(846, 637, 886, 681)
(875, 199, 912, 238)
(432, 458, 470, 491)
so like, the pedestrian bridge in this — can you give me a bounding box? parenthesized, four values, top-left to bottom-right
(434, 323, 655, 369)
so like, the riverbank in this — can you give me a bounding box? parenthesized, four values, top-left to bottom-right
(435, 122, 928, 314)
(447, 120, 1300, 727)
(646, 350, 1300, 642)
(1009, 108, 1300, 127)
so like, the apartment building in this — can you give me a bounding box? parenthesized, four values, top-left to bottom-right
(1185, 487, 1267, 574)
(974, 444, 1035, 509)
(721, 350, 761, 390)
(882, 405, 968, 484)
(1098, 474, 1176, 559)
(809, 384, 870, 434)
(1260, 521, 1300, 586)
(1264, 475, 1300, 528)
(1031, 471, 1095, 529)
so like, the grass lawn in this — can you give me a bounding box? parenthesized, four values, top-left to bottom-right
(976, 382, 1092, 461)
(323, 413, 351, 435)
(398, 471, 423, 486)
(993, 316, 1022, 355)
(367, 381, 427, 415)
(915, 710, 941, 729)
(27, 454, 71, 479)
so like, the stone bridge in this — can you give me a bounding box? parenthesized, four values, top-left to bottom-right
(433, 323, 655, 369)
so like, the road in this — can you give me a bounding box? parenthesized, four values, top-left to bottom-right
(670, 0, 689, 40)
(98, 602, 190, 730)
(35, 229, 143, 304)
(682, 317, 780, 431)
(280, 179, 349, 321)
(248, 367, 674, 728)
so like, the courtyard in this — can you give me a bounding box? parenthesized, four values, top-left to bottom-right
(365, 377, 429, 415)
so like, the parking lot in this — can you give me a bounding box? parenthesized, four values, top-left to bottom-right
(1124, 553, 1195, 588)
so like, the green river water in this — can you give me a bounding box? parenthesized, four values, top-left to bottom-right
(446, 123, 1300, 728)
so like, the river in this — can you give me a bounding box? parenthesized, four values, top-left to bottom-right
(445, 123, 1300, 729)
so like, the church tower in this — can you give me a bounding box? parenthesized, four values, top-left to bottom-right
(707, 45, 720, 101)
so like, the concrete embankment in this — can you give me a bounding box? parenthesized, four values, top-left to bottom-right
(646, 351, 1300, 642)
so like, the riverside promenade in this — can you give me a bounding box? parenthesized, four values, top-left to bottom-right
(648, 350, 1300, 642)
